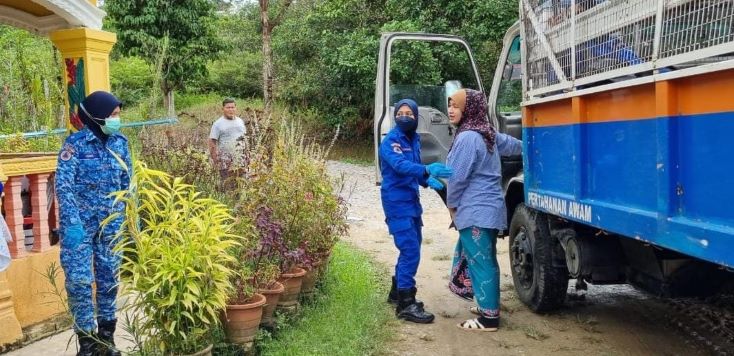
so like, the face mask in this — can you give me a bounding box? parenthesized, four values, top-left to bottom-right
(79, 103, 122, 135)
(395, 115, 417, 134)
(100, 117, 121, 135)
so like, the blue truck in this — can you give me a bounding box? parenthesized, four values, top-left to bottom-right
(374, 0, 734, 312)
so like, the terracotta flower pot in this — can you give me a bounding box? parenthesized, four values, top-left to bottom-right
(222, 293, 266, 345)
(184, 344, 213, 356)
(257, 281, 285, 327)
(300, 264, 320, 296)
(277, 267, 306, 307)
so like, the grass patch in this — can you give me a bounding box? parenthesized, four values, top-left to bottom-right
(256, 242, 395, 355)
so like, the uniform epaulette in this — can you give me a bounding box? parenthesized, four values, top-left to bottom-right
(65, 130, 87, 144)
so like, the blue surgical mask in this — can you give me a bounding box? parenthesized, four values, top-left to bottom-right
(395, 115, 417, 134)
(79, 103, 122, 135)
(101, 117, 121, 135)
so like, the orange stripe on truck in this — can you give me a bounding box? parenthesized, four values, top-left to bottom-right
(524, 69, 734, 127)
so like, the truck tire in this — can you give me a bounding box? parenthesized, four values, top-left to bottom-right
(509, 203, 568, 312)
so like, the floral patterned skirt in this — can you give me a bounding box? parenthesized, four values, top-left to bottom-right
(448, 226, 501, 319)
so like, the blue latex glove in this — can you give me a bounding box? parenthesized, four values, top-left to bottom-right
(425, 163, 453, 178)
(427, 177, 444, 190)
(62, 224, 85, 248)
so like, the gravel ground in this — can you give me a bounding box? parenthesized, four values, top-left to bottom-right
(328, 160, 733, 356)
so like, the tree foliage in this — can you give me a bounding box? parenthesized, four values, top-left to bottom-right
(0, 25, 64, 133)
(105, 0, 224, 112)
(101, 0, 518, 135)
(198, 8, 262, 98)
(269, 0, 518, 136)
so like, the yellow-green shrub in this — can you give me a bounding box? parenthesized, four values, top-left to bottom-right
(107, 161, 240, 354)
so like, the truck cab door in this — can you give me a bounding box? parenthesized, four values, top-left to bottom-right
(487, 22, 524, 186)
(374, 33, 486, 184)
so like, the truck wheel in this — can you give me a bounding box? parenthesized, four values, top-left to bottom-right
(509, 203, 568, 312)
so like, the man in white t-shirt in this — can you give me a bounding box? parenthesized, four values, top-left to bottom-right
(209, 98, 246, 183)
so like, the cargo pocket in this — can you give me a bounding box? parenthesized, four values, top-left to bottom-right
(386, 217, 415, 235)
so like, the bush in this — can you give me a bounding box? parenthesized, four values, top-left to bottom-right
(0, 25, 65, 133)
(203, 51, 263, 99)
(110, 161, 240, 355)
(228, 119, 347, 271)
(110, 56, 154, 108)
(0, 134, 62, 153)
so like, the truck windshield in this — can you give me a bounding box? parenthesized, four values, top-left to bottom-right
(389, 40, 480, 115)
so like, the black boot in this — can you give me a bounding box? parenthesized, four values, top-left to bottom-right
(396, 288, 434, 324)
(97, 319, 122, 356)
(388, 277, 424, 307)
(76, 332, 96, 356)
(387, 276, 399, 304)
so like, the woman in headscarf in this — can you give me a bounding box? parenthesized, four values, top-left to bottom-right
(379, 98, 453, 324)
(55, 91, 131, 355)
(446, 89, 522, 331)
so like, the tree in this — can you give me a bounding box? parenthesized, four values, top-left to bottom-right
(201, 7, 263, 99)
(105, 0, 224, 117)
(268, 0, 517, 138)
(258, 0, 292, 117)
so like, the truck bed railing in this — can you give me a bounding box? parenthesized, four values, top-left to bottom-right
(523, 0, 734, 99)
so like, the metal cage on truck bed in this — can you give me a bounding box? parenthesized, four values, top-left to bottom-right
(522, 0, 734, 98)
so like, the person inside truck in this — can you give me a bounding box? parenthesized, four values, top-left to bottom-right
(379, 98, 453, 324)
(446, 89, 522, 332)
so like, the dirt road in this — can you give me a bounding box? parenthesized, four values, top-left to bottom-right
(329, 161, 719, 356)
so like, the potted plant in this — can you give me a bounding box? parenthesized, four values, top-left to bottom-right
(247, 207, 286, 327)
(278, 135, 349, 296)
(109, 161, 237, 356)
(250, 206, 307, 309)
(221, 227, 267, 348)
(230, 121, 347, 307)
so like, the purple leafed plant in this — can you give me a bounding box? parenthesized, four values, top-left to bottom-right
(248, 206, 310, 286)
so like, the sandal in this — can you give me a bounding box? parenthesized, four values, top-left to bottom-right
(456, 318, 498, 332)
(469, 306, 481, 316)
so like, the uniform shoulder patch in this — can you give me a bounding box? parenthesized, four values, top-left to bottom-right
(60, 143, 75, 161)
(391, 142, 403, 154)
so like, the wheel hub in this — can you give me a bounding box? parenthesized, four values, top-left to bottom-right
(512, 227, 534, 289)
(565, 237, 581, 278)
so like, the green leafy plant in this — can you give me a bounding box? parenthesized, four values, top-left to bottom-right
(229, 119, 347, 272)
(107, 161, 238, 355)
(0, 25, 65, 133)
(0, 134, 62, 153)
(226, 214, 260, 304)
(105, 0, 225, 116)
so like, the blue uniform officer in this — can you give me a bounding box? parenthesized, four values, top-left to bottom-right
(379, 98, 453, 324)
(55, 91, 131, 356)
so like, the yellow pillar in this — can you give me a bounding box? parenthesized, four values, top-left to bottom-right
(0, 271, 23, 351)
(49, 28, 116, 130)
